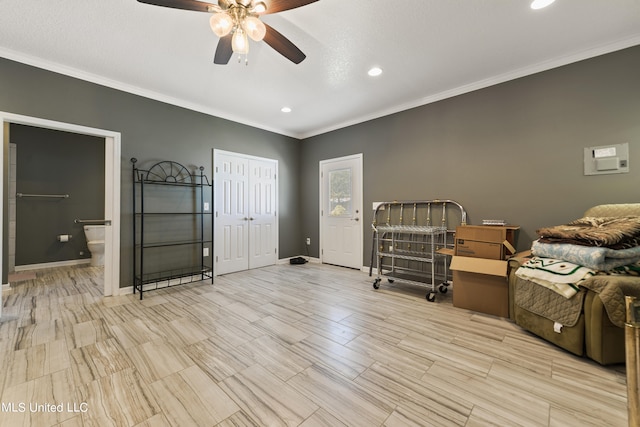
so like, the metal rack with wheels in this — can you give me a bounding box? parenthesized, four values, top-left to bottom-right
(370, 200, 467, 301)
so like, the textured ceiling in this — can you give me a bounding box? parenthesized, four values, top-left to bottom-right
(1, 0, 639, 139)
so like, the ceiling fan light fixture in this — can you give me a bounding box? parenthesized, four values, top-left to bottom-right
(243, 16, 266, 41)
(210, 12, 233, 37)
(232, 27, 249, 54)
(251, 2, 267, 14)
(139, 0, 315, 65)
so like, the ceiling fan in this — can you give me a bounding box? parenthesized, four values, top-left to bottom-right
(137, 0, 318, 64)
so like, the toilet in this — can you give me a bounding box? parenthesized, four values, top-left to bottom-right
(83, 225, 105, 266)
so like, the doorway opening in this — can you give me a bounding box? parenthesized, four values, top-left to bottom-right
(0, 112, 121, 317)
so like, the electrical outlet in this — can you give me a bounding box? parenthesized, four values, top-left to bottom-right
(203, 202, 210, 212)
(203, 248, 209, 257)
(306, 237, 311, 245)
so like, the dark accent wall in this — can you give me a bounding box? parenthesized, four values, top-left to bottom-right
(12, 124, 105, 265)
(300, 45, 640, 264)
(0, 57, 301, 286)
(1, 45, 638, 282)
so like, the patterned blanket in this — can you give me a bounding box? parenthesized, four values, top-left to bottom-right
(537, 216, 640, 249)
(531, 240, 640, 271)
(515, 257, 595, 298)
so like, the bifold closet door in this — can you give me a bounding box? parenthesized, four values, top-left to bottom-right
(248, 158, 277, 269)
(215, 152, 249, 275)
(214, 151, 277, 275)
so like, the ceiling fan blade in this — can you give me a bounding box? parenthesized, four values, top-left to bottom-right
(136, 0, 217, 13)
(214, 34, 234, 64)
(261, 0, 318, 15)
(263, 24, 306, 64)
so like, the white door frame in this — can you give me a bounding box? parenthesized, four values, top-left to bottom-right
(0, 112, 121, 315)
(213, 149, 279, 276)
(319, 153, 364, 269)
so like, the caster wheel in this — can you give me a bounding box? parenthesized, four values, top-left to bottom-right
(388, 279, 395, 284)
(373, 279, 380, 289)
(426, 292, 436, 302)
(438, 284, 448, 294)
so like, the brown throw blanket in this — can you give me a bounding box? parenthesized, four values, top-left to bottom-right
(537, 216, 640, 249)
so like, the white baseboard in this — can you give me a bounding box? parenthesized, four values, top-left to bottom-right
(2, 283, 10, 291)
(15, 259, 91, 271)
(118, 286, 134, 296)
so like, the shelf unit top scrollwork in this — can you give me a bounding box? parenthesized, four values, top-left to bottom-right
(131, 158, 210, 186)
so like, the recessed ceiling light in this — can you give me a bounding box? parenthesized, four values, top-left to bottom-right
(281, 107, 292, 113)
(530, 0, 556, 10)
(368, 67, 383, 77)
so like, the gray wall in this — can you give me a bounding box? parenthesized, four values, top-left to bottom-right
(0, 57, 301, 286)
(1, 44, 639, 283)
(300, 45, 640, 264)
(12, 124, 105, 265)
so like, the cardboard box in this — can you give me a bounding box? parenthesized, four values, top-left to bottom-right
(450, 256, 509, 317)
(455, 240, 503, 259)
(454, 225, 519, 260)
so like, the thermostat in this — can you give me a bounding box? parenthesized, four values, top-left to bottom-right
(584, 142, 629, 176)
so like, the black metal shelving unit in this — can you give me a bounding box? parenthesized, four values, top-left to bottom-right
(132, 158, 213, 300)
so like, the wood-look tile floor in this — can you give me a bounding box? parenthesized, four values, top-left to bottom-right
(0, 263, 629, 426)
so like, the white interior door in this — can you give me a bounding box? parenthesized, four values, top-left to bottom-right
(214, 150, 277, 275)
(249, 158, 277, 269)
(320, 154, 363, 269)
(215, 152, 249, 275)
